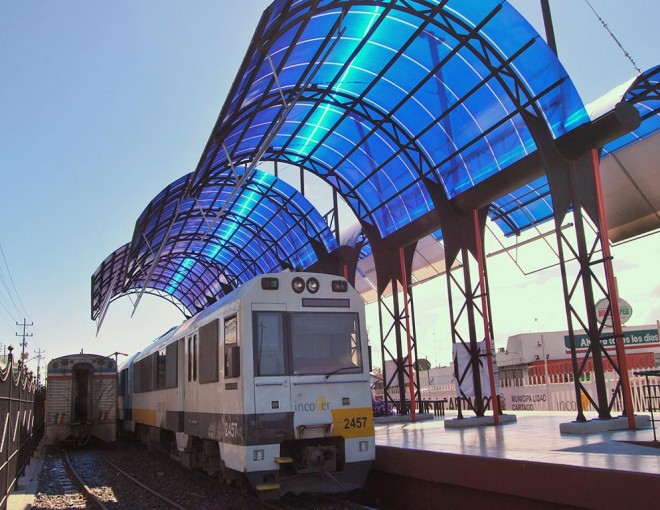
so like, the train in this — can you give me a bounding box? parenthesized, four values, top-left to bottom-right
(117, 272, 375, 495)
(45, 353, 117, 445)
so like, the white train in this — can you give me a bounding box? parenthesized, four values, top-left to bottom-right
(45, 354, 117, 445)
(118, 272, 375, 495)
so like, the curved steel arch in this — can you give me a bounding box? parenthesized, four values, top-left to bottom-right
(190, 0, 587, 244)
(92, 168, 338, 322)
(128, 233, 270, 291)
(220, 87, 434, 181)
(91, 243, 130, 321)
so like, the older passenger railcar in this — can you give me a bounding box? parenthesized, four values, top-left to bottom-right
(118, 272, 374, 496)
(45, 353, 117, 445)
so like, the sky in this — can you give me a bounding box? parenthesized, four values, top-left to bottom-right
(0, 1, 658, 379)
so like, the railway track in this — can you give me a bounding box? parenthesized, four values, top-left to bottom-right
(35, 441, 382, 510)
(65, 450, 185, 509)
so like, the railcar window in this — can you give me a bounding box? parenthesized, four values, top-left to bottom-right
(151, 352, 159, 390)
(157, 349, 167, 389)
(119, 369, 127, 396)
(254, 312, 285, 376)
(224, 315, 240, 378)
(133, 362, 141, 392)
(291, 313, 362, 376)
(193, 334, 198, 381)
(138, 355, 156, 392)
(187, 337, 192, 382)
(199, 319, 219, 384)
(165, 341, 178, 388)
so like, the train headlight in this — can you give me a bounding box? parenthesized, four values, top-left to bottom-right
(254, 449, 265, 461)
(306, 277, 320, 294)
(342, 397, 350, 406)
(359, 441, 369, 452)
(292, 277, 305, 293)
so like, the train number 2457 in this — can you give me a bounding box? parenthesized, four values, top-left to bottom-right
(343, 416, 367, 429)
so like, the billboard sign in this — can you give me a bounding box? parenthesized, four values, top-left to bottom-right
(595, 298, 633, 327)
(564, 328, 659, 352)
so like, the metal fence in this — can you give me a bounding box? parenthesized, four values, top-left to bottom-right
(394, 366, 660, 416)
(633, 370, 660, 441)
(0, 357, 43, 510)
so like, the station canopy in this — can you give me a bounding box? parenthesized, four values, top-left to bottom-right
(187, 0, 589, 244)
(100, 0, 660, 319)
(91, 168, 337, 319)
(590, 65, 660, 242)
(343, 65, 659, 302)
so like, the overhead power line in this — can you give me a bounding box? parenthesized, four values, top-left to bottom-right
(0, 243, 29, 320)
(583, 0, 642, 75)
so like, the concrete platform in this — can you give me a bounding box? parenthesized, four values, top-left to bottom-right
(444, 413, 517, 428)
(371, 410, 660, 509)
(560, 414, 650, 433)
(374, 412, 434, 424)
(8, 440, 46, 510)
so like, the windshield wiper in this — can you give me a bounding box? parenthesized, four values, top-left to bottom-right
(325, 366, 358, 379)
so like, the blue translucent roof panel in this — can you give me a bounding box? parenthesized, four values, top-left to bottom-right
(189, 0, 588, 241)
(92, 168, 337, 318)
(603, 65, 660, 155)
(489, 177, 554, 236)
(91, 243, 130, 320)
(495, 65, 659, 238)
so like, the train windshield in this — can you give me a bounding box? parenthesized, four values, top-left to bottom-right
(254, 311, 362, 376)
(291, 312, 362, 376)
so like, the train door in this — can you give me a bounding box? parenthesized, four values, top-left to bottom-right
(176, 338, 185, 424)
(184, 332, 200, 436)
(252, 305, 292, 420)
(71, 363, 93, 423)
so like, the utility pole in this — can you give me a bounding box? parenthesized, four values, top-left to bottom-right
(108, 352, 128, 364)
(16, 319, 33, 363)
(34, 348, 45, 383)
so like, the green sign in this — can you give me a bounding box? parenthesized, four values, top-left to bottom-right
(564, 329, 659, 351)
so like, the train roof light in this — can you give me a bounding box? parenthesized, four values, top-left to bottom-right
(306, 277, 320, 294)
(261, 277, 279, 290)
(292, 277, 305, 293)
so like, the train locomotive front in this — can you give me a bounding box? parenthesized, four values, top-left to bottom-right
(243, 274, 375, 494)
(121, 272, 375, 496)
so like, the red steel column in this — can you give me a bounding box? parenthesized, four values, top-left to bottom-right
(473, 209, 499, 423)
(591, 148, 635, 429)
(399, 246, 416, 422)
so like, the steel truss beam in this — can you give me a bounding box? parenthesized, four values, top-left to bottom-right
(525, 112, 636, 427)
(377, 247, 421, 418)
(441, 208, 499, 421)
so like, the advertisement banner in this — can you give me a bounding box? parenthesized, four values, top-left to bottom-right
(564, 328, 659, 353)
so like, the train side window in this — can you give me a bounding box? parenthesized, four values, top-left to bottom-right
(224, 315, 240, 378)
(119, 369, 126, 396)
(193, 334, 198, 381)
(199, 319, 219, 384)
(165, 341, 178, 388)
(140, 354, 156, 392)
(157, 349, 167, 389)
(253, 311, 285, 376)
(133, 361, 141, 393)
(187, 336, 192, 382)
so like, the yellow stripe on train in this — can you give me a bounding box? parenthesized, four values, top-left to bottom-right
(132, 408, 157, 426)
(331, 407, 375, 438)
